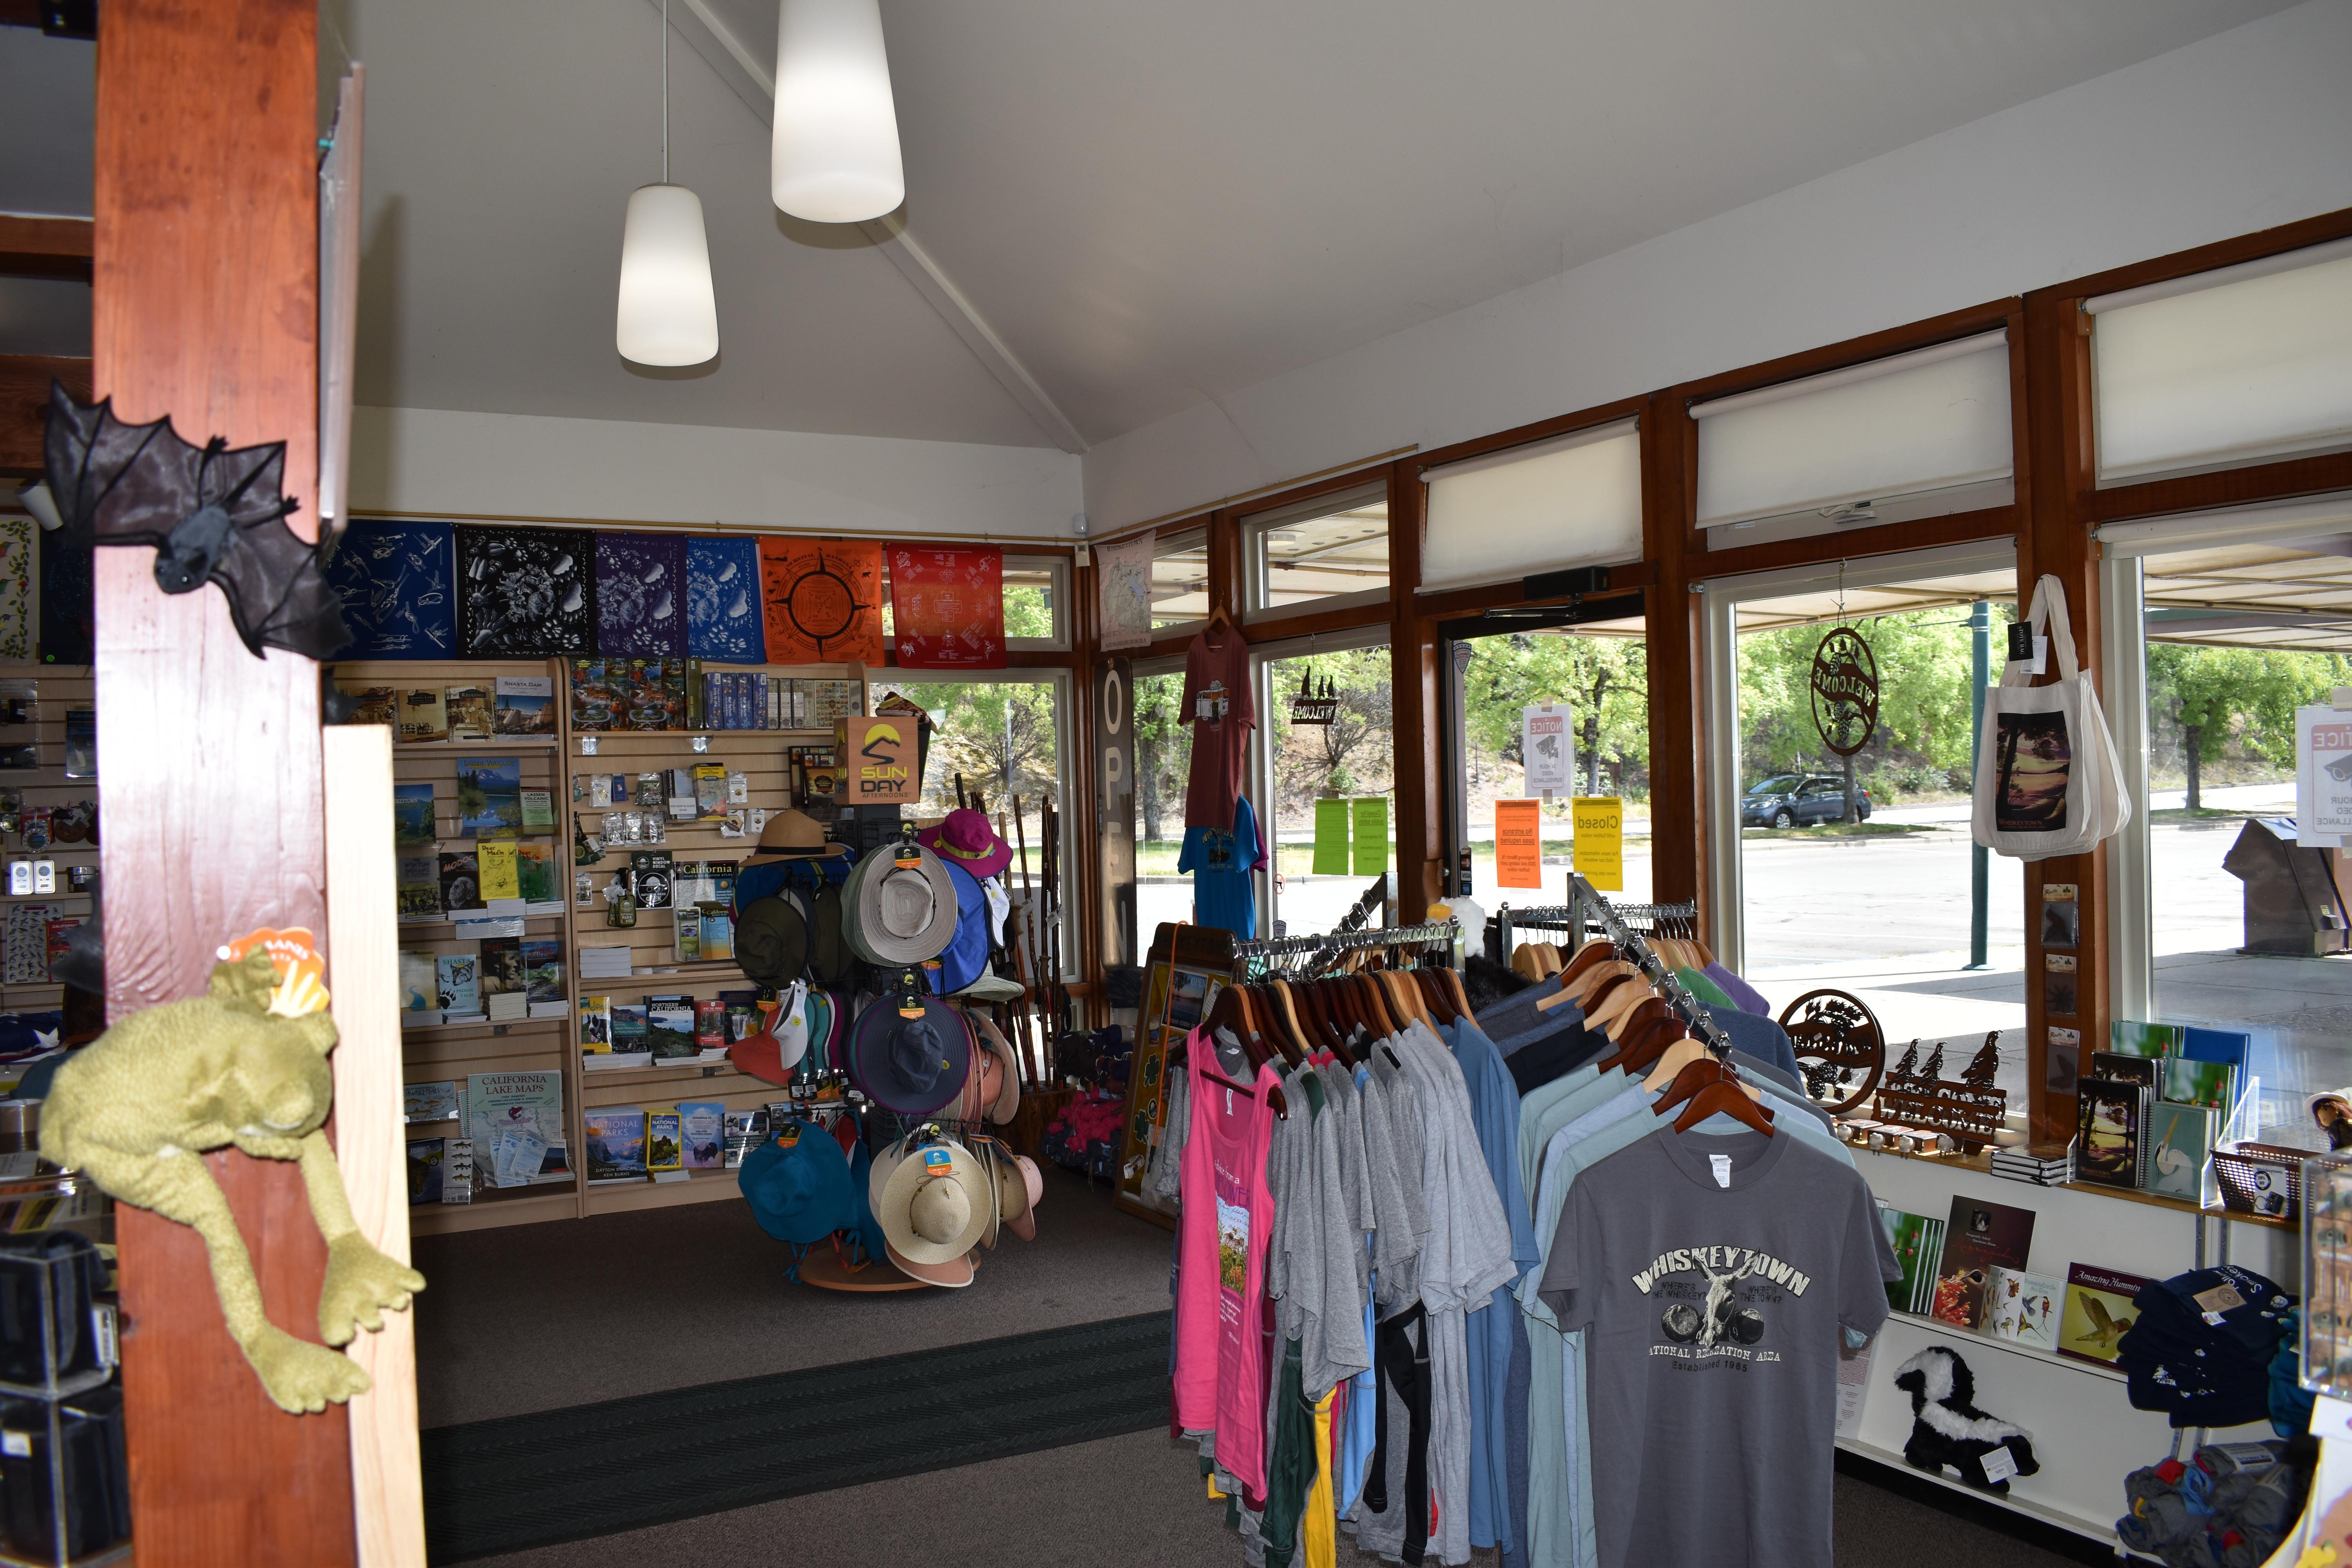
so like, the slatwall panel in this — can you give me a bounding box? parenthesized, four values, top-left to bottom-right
(563, 666, 855, 1219)
(336, 660, 579, 1236)
(0, 664, 99, 1018)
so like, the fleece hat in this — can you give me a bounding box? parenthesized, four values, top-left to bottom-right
(739, 1120, 855, 1246)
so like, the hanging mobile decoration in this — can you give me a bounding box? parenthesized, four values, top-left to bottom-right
(1809, 626, 1879, 756)
(1289, 670, 1341, 727)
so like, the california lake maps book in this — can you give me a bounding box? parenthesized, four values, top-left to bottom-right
(467, 1071, 566, 1188)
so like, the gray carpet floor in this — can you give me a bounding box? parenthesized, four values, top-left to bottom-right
(461, 1429, 2108, 1568)
(413, 1164, 1175, 1426)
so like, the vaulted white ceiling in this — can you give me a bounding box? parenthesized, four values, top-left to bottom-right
(9, 4, 2306, 452)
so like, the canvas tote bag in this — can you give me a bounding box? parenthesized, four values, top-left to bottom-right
(1971, 574, 2132, 860)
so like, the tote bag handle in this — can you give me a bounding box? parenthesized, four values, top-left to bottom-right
(2003, 574, 2080, 687)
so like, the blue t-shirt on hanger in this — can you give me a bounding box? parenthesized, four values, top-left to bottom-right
(1178, 795, 1266, 938)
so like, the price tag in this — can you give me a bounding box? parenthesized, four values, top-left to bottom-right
(1978, 1445, 2019, 1485)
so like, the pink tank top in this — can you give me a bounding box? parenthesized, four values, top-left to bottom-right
(1171, 1025, 1278, 1495)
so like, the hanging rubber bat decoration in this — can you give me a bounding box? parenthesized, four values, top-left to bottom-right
(42, 381, 352, 661)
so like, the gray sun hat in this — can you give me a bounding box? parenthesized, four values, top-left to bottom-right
(846, 839, 961, 967)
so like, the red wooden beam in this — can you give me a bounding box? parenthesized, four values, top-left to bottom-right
(0, 214, 95, 282)
(0, 354, 89, 474)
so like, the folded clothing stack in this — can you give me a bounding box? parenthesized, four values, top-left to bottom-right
(2116, 1437, 2314, 1568)
(2116, 1265, 2297, 1429)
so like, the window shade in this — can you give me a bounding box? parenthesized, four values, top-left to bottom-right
(2089, 239, 2352, 486)
(1420, 420, 1641, 592)
(1692, 330, 2011, 530)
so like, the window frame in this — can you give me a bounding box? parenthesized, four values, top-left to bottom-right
(1240, 480, 1392, 626)
(1000, 553, 1071, 652)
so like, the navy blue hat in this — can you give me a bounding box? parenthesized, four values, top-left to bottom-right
(932, 859, 990, 996)
(739, 1120, 856, 1246)
(848, 989, 971, 1116)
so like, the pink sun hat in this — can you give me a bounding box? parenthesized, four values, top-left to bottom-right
(918, 807, 1014, 880)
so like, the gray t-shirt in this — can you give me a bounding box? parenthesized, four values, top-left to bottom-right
(1540, 1129, 1889, 1568)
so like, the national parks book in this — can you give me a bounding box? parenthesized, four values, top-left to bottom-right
(584, 1108, 648, 1182)
(1931, 1195, 2037, 1331)
(644, 1108, 684, 1173)
(678, 1100, 726, 1169)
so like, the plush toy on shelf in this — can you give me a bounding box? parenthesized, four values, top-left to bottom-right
(38, 945, 425, 1413)
(1893, 1345, 2041, 1494)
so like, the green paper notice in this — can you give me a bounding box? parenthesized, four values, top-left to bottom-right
(1313, 797, 1352, 875)
(1352, 796, 1389, 876)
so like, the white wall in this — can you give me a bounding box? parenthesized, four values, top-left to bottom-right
(348, 405, 1085, 539)
(1082, 1, 2352, 533)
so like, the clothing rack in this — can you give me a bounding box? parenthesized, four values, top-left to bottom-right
(1498, 876, 1734, 1058)
(1232, 917, 1461, 978)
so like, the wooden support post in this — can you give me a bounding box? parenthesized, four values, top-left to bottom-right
(1388, 458, 1439, 916)
(1642, 397, 1704, 915)
(94, 1, 358, 1562)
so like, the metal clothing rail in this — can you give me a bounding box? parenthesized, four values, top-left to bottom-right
(1234, 918, 1461, 975)
(1499, 877, 1733, 1058)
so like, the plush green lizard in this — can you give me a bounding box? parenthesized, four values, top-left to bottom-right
(39, 949, 425, 1414)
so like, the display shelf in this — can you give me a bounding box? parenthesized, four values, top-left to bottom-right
(1881, 1309, 2125, 1383)
(1835, 1438, 2119, 1547)
(583, 1165, 741, 1216)
(392, 737, 563, 751)
(1855, 1138, 2299, 1232)
(577, 1058, 757, 1089)
(0, 666, 102, 1006)
(410, 1186, 579, 1236)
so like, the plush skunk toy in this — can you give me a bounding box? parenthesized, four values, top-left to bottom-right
(1893, 1345, 2040, 1494)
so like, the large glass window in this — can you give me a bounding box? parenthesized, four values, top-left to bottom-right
(1255, 637, 1394, 935)
(2105, 515, 2352, 1138)
(1450, 614, 1652, 909)
(1243, 483, 1390, 621)
(1707, 547, 2027, 1103)
(1149, 525, 1211, 633)
(1132, 664, 1194, 946)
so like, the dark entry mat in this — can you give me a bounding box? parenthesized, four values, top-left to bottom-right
(422, 1309, 1173, 1563)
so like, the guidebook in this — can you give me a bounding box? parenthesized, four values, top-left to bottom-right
(2058, 1263, 2150, 1366)
(679, 1100, 727, 1169)
(392, 783, 437, 848)
(584, 1108, 648, 1183)
(1877, 1202, 1945, 1317)
(1982, 1265, 2061, 1350)
(456, 756, 524, 838)
(493, 674, 556, 735)
(1931, 1194, 2037, 1331)
(466, 1071, 566, 1188)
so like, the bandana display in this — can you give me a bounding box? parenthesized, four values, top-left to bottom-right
(1095, 529, 1154, 652)
(456, 525, 596, 657)
(759, 538, 886, 666)
(686, 537, 763, 663)
(325, 519, 456, 658)
(594, 532, 687, 657)
(889, 545, 1005, 670)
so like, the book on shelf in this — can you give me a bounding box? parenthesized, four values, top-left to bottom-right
(467, 1071, 567, 1188)
(1877, 1201, 1944, 1317)
(693, 999, 726, 1050)
(673, 860, 738, 908)
(519, 788, 555, 832)
(456, 756, 524, 838)
(441, 1138, 476, 1204)
(645, 995, 697, 1060)
(1930, 1195, 2036, 1331)
(493, 675, 556, 735)
(570, 659, 621, 732)
(1989, 1142, 2075, 1187)
(2109, 1020, 2184, 1058)
(528, 1000, 571, 1020)
(1982, 1266, 2062, 1351)
(579, 944, 634, 980)
(399, 950, 439, 1014)
(406, 1138, 445, 1205)
(396, 855, 442, 921)
(486, 991, 529, 1023)
(437, 953, 481, 1016)
(438, 850, 481, 913)
(404, 1080, 462, 1123)
(489, 1123, 548, 1187)
(2076, 1077, 2154, 1190)
(584, 1051, 655, 1071)
(392, 783, 437, 848)
(2145, 1101, 2215, 1202)
(645, 1108, 684, 1173)
(630, 849, 674, 909)
(2160, 1057, 2236, 1112)
(398, 687, 449, 743)
(339, 684, 400, 728)
(478, 936, 525, 998)
(477, 840, 521, 902)
(720, 989, 759, 1044)
(698, 903, 735, 962)
(2057, 1263, 2150, 1366)
(724, 1107, 769, 1168)
(679, 1100, 726, 1169)
(693, 764, 728, 820)
(522, 939, 564, 1004)
(2089, 1051, 2160, 1089)
(2183, 1026, 2252, 1072)
(584, 1108, 648, 1182)
(674, 904, 702, 963)
(612, 1003, 650, 1055)
(581, 995, 613, 1052)
(515, 841, 559, 906)
(446, 686, 495, 742)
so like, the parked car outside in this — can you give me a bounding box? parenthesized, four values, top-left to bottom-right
(1741, 773, 1872, 828)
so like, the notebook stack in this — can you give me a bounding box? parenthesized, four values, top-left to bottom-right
(1991, 1141, 2077, 1187)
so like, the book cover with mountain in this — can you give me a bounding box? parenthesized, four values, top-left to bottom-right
(679, 1100, 726, 1169)
(644, 994, 697, 1059)
(1930, 1195, 2036, 1331)
(523, 939, 564, 1003)
(494, 674, 556, 735)
(2058, 1263, 2150, 1365)
(456, 756, 524, 838)
(393, 783, 438, 848)
(584, 1108, 648, 1182)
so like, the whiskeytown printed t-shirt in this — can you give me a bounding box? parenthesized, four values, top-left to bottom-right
(1539, 1129, 1888, 1568)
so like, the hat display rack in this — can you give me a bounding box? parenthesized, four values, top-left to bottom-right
(1493, 875, 1734, 1059)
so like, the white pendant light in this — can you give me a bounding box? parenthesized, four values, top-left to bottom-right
(771, 0, 905, 224)
(617, 0, 718, 366)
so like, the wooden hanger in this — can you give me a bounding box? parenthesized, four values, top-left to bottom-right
(1511, 943, 1548, 983)
(1639, 1034, 1711, 1091)
(1415, 967, 1458, 1026)
(1577, 969, 1639, 1016)
(1564, 958, 1639, 1006)
(1653, 1056, 1772, 1135)
(1441, 965, 1471, 1019)
(1603, 1014, 1688, 1077)
(1602, 993, 1670, 1043)
(1589, 980, 1657, 1039)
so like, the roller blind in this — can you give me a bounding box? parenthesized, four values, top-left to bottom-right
(1420, 419, 1641, 592)
(2088, 237, 2352, 486)
(1692, 331, 2012, 530)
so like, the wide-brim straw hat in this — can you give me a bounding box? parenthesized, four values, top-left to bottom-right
(875, 1134, 992, 1265)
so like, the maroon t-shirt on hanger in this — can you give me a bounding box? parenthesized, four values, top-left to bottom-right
(1180, 624, 1255, 832)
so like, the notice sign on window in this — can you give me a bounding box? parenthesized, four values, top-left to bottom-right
(1572, 796, 1624, 892)
(1495, 798, 1543, 889)
(1352, 796, 1390, 877)
(2298, 705, 2352, 845)
(1313, 797, 1352, 875)
(1522, 704, 1571, 796)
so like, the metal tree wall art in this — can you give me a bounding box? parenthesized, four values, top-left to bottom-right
(1872, 1032, 2009, 1152)
(1809, 625, 1880, 757)
(1778, 988, 1885, 1114)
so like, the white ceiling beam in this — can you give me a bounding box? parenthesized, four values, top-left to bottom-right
(657, 0, 1089, 455)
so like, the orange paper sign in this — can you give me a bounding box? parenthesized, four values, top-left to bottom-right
(1495, 799, 1543, 890)
(216, 926, 331, 1016)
